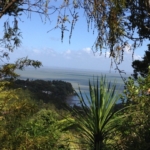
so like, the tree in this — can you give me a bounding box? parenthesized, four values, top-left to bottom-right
(1, 0, 150, 65)
(0, 1, 43, 81)
(132, 44, 150, 79)
(73, 76, 126, 149)
(126, 0, 150, 40)
(117, 68, 150, 150)
(0, 88, 76, 149)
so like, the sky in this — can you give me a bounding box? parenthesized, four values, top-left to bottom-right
(0, 2, 149, 73)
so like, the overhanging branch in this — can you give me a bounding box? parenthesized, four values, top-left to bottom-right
(0, 0, 18, 18)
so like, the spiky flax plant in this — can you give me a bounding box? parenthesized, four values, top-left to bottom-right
(74, 76, 125, 150)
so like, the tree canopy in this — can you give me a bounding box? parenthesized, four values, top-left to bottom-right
(1, 1, 150, 149)
(0, 0, 150, 63)
(132, 44, 150, 79)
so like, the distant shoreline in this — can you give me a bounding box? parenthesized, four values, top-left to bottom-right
(21, 66, 132, 74)
(15, 67, 127, 106)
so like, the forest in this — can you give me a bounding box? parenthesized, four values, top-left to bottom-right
(0, 73, 150, 149)
(0, 0, 150, 150)
(13, 79, 74, 104)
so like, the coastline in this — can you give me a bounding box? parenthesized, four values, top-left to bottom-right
(65, 95, 80, 107)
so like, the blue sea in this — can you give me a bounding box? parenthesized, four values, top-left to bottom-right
(16, 67, 131, 106)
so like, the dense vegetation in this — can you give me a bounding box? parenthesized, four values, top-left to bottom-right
(0, 87, 77, 149)
(13, 79, 74, 104)
(0, 0, 150, 150)
(0, 72, 150, 150)
(132, 44, 150, 79)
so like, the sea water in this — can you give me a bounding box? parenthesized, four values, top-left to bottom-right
(16, 67, 130, 106)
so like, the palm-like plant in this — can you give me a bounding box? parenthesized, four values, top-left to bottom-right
(74, 76, 125, 150)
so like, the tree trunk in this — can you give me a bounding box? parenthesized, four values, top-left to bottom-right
(94, 133, 103, 150)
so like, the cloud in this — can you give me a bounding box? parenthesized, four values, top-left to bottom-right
(49, 37, 60, 41)
(133, 55, 142, 60)
(7, 46, 141, 73)
(83, 47, 91, 54)
(33, 49, 41, 54)
(64, 49, 71, 55)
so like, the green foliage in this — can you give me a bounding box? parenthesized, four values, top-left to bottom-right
(1, 0, 150, 63)
(0, 57, 42, 81)
(3, 74, 150, 149)
(1, 19, 22, 52)
(18, 109, 69, 149)
(13, 79, 74, 104)
(0, 84, 76, 150)
(0, 0, 23, 17)
(117, 69, 150, 149)
(73, 76, 126, 150)
(4, 0, 150, 149)
(127, 0, 150, 40)
(0, 2, 42, 82)
(132, 44, 150, 79)
(0, 87, 39, 149)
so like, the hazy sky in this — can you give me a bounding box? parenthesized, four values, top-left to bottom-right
(0, 5, 148, 73)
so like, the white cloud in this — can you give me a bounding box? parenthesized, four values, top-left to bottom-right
(7, 46, 142, 72)
(49, 37, 60, 41)
(64, 49, 71, 55)
(133, 55, 142, 60)
(33, 49, 41, 54)
(105, 51, 110, 58)
(83, 47, 91, 54)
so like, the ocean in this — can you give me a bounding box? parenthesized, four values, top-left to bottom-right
(16, 67, 130, 106)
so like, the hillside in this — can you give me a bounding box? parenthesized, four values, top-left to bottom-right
(13, 79, 74, 105)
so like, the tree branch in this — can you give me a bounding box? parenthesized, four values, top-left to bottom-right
(0, 0, 18, 18)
